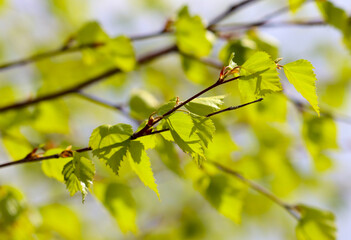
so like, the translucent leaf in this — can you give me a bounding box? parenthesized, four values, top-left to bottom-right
(62, 154, 95, 202)
(181, 55, 209, 84)
(41, 148, 71, 182)
(90, 124, 133, 175)
(89, 124, 133, 150)
(76, 21, 109, 45)
(185, 95, 225, 116)
(283, 59, 320, 116)
(191, 114, 216, 148)
(228, 52, 237, 69)
(239, 51, 281, 100)
(129, 89, 159, 120)
(94, 182, 137, 233)
(155, 135, 183, 176)
(296, 204, 336, 240)
(166, 112, 205, 165)
(127, 141, 159, 199)
(157, 98, 177, 115)
(39, 204, 82, 240)
(175, 6, 212, 57)
(289, 0, 307, 13)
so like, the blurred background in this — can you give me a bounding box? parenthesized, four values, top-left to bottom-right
(0, 0, 350, 239)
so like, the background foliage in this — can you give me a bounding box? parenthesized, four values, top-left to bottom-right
(0, 0, 350, 239)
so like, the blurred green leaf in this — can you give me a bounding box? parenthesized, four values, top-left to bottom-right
(296, 204, 336, 240)
(129, 89, 159, 120)
(175, 6, 212, 57)
(181, 55, 209, 84)
(0, 186, 25, 226)
(41, 148, 71, 182)
(155, 136, 183, 176)
(94, 182, 137, 233)
(284, 59, 320, 116)
(76, 21, 109, 45)
(289, 0, 307, 13)
(39, 204, 82, 240)
(62, 153, 95, 202)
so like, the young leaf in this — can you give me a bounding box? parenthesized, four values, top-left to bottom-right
(62, 154, 95, 202)
(283, 59, 320, 116)
(94, 182, 137, 233)
(175, 6, 212, 57)
(185, 95, 225, 116)
(296, 204, 336, 240)
(316, 1, 348, 33)
(166, 112, 206, 165)
(239, 51, 281, 100)
(191, 114, 216, 148)
(155, 136, 183, 176)
(157, 97, 177, 115)
(127, 141, 159, 199)
(181, 55, 209, 84)
(89, 124, 133, 175)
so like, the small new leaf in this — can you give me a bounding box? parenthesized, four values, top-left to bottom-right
(283, 59, 320, 116)
(62, 154, 95, 202)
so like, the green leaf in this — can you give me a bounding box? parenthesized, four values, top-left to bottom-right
(76, 21, 109, 45)
(302, 114, 337, 171)
(228, 52, 238, 69)
(185, 95, 224, 116)
(62, 154, 95, 202)
(155, 136, 183, 176)
(296, 204, 336, 240)
(283, 59, 320, 116)
(239, 51, 281, 100)
(316, 1, 348, 33)
(94, 182, 137, 233)
(0, 186, 25, 226)
(39, 204, 82, 240)
(1, 128, 32, 160)
(100, 36, 136, 72)
(289, 0, 307, 13)
(187, 164, 247, 224)
(181, 55, 209, 84)
(129, 89, 159, 120)
(41, 148, 72, 182)
(191, 114, 216, 148)
(89, 124, 133, 175)
(166, 112, 206, 165)
(175, 6, 212, 57)
(156, 98, 177, 115)
(127, 141, 159, 199)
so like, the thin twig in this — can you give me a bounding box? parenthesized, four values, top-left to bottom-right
(206, 98, 263, 117)
(209, 161, 301, 220)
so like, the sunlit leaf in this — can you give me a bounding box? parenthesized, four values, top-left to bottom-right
(239, 51, 281, 100)
(284, 59, 320, 115)
(62, 153, 95, 202)
(76, 21, 109, 45)
(289, 0, 307, 13)
(181, 55, 209, 84)
(127, 141, 159, 199)
(0, 186, 25, 226)
(175, 6, 212, 57)
(296, 204, 336, 240)
(185, 95, 225, 116)
(94, 182, 137, 233)
(155, 136, 183, 176)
